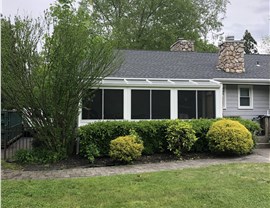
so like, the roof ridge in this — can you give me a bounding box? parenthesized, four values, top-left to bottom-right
(119, 49, 218, 55)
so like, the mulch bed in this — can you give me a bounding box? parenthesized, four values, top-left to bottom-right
(18, 152, 213, 171)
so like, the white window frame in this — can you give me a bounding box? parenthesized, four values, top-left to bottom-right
(177, 89, 216, 119)
(80, 87, 125, 122)
(238, 85, 253, 109)
(222, 85, 226, 109)
(130, 88, 171, 120)
(78, 86, 223, 126)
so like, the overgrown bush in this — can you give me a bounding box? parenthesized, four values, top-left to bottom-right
(227, 117, 261, 134)
(207, 119, 254, 155)
(228, 117, 261, 145)
(188, 119, 215, 152)
(189, 118, 260, 152)
(14, 148, 66, 164)
(78, 118, 260, 160)
(79, 120, 168, 158)
(84, 144, 100, 163)
(109, 132, 144, 163)
(14, 149, 34, 164)
(166, 120, 197, 157)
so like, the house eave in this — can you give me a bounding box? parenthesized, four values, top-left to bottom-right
(213, 78, 270, 85)
(99, 77, 221, 89)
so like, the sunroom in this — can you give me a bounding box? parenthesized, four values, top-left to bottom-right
(78, 77, 223, 126)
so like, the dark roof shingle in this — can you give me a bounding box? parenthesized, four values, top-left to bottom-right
(111, 50, 270, 79)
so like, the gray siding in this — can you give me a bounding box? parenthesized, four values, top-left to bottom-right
(223, 84, 270, 119)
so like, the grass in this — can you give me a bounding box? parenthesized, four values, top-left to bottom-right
(2, 163, 270, 208)
(1, 160, 22, 170)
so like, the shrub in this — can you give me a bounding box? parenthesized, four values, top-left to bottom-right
(109, 134, 144, 163)
(78, 118, 259, 158)
(14, 148, 66, 164)
(83, 144, 100, 163)
(14, 149, 34, 164)
(79, 120, 168, 157)
(188, 118, 260, 152)
(207, 119, 254, 155)
(166, 120, 197, 157)
(188, 119, 215, 152)
(226, 117, 261, 134)
(228, 117, 261, 145)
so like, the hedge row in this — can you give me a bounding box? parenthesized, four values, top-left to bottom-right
(78, 118, 260, 158)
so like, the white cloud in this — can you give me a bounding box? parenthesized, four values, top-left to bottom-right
(222, 0, 269, 40)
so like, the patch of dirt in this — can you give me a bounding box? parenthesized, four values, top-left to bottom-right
(16, 152, 213, 171)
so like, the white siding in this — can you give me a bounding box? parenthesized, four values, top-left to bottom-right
(223, 84, 270, 119)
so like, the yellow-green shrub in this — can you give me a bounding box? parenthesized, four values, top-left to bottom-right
(109, 135, 144, 163)
(166, 120, 197, 157)
(207, 119, 254, 155)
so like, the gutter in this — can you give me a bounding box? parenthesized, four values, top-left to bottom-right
(213, 78, 270, 85)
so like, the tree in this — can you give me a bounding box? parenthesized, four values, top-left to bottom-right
(243, 30, 258, 54)
(92, 0, 229, 51)
(1, 0, 120, 157)
(261, 36, 270, 54)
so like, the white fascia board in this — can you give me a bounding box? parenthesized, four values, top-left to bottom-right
(101, 77, 221, 88)
(214, 78, 270, 85)
(100, 83, 221, 89)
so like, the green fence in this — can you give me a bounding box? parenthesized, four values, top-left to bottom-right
(1, 110, 24, 159)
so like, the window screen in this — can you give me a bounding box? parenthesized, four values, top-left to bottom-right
(82, 89, 102, 119)
(131, 90, 150, 119)
(152, 90, 170, 119)
(104, 89, 123, 119)
(198, 91, 215, 119)
(178, 91, 196, 119)
(240, 88, 250, 106)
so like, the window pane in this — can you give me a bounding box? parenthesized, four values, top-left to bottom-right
(131, 90, 150, 119)
(178, 91, 196, 119)
(240, 88, 249, 96)
(152, 90, 170, 119)
(240, 97, 250, 106)
(82, 89, 102, 119)
(198, 91, 216, 119)
(104, 89, 123, 119)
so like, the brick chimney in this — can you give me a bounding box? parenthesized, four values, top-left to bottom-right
(217, 36, 245, 73)
(170, 38, 194, 52)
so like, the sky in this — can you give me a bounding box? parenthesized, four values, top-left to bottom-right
(1, 0, 270, 53)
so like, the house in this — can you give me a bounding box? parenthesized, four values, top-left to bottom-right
(78, 36, 270, 128)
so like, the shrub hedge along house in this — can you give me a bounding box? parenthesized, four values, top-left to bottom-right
(79, 37, 270, 127)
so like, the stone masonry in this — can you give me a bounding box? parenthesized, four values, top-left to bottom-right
(170, 38, 194, 52)
(217, 37, 245, 73)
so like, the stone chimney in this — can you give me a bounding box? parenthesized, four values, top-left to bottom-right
(170, 38, 194, 52)
(217, 36, 245, 73)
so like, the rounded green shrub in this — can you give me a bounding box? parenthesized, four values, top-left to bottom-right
(109, 135, 144, 163)
(166, 120, 197, 157)
(207, 119, 254, 155)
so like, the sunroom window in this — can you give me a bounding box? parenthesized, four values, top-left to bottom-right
(178, 90, 196, 119)
(178, 90, 216, 119)
(104, 89, 123, 119)
(82, 89, 124, 119)
(198, 91, 215, 119)
(152, 90, 170, 119)
(131, 90, 150, 119)
(82, 89, 102, 119)
(131, 90, 170, 119)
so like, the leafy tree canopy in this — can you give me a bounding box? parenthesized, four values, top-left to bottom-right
(261, 36, 270, 54)
(92, 0, 229, 51)
(1, 0, 119, 156)
(242, 29, 258, 54)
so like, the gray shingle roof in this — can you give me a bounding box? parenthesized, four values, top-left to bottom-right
(111, 50, 270, 79)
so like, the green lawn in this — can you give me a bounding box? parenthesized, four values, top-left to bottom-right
(2, 163, 270, 208)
